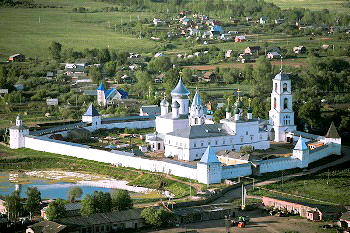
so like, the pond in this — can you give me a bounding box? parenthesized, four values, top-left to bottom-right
(0, 171, 162, 200)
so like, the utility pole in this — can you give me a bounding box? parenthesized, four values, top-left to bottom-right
(241, 183, 246, 210)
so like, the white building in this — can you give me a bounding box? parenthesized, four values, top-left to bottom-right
(154, 79, 270, 161)
(97, 83, 128, 106)
(9, 115, 29, 149)
(268, 71, 297, 142)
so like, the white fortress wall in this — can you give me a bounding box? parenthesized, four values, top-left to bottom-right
(85, 120, 155, 131)
(23, 136, 198, 180)
(308, 143, 341, 163)
(221, 164, 252, 179)
(259, 157, 299, 174)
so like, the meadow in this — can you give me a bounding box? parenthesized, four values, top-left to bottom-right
(249, 161, 350, 206)
(0, 1, 157, 60)
(264, 0, 349, 14)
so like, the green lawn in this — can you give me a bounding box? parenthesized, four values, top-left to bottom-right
(249, 161, 350, 205)
(0, 2, 157, 60)
(264, 0, 349, 14)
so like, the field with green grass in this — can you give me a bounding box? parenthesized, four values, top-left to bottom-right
(0, 1, 157, 60)
(264, 0, 349, 14)
(249, 161, 350, 205)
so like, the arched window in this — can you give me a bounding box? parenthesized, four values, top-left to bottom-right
(284, 98, 288, 109)
(195, 118, 198, 124)
(283, 83, 287, 92)
(275, 83, 278, 92)
(274, 98, 277, 109)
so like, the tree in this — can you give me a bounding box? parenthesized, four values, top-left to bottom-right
(212, 106, 225, 123)
(48, 41, 62, 61)
(45, 199, 66, 220)
(80, 195, 95, 216)
(89, 66, 102, 84)
(91, 191, 112, 213)
(240, 145, 254, 155)
(141, 207, 174, 228)
(111, 190, 133, 211)
(68, 187, 83, 203)
(298, 101, 321, 129)
(147, 56, 172, 73)
(4, 190, 22, 221)
(25, 187, 41, 219)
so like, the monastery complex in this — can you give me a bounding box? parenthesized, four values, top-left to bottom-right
(9, 72, 342, 184)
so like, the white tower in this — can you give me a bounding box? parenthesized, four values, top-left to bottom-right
(269, 72, 296, 142)
(82, 103, 101, 129)
(189, 90, 205, 126)
(292, 136, 309, 168)
(171, 78, 190, 115)
(9, 115, 29, 149)
(97, 83, 106, 106)
(197, 146, 222, 184)
(160, 98, 169, 116)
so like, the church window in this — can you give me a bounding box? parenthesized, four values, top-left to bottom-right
(240, 137, 244, 142)
(180, 143, 182, 146)
(246, 131, 248, 135)
(283, 83, 287, 92)
(230, 139, 233, 144)
(208, 141, 211, 145)
(275, 83, 278, 92)
(274, 98, 277, 109)
(250, 136, 253, 141)
(195, 118, 198, 124)
(194, 143, 196, 147)
(284, 98, 288, 109)
(223, 140, 226, 144)
(169, 140, 171, 144)
(215, 141, 218, 145)
(196, 154, 198, 157)
(260, 135, 262, 140)
(176, 142, 178, 146)
(201, 142, 204, 147)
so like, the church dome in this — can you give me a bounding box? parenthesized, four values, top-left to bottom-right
(171, 79, 190, 96)
(234, 99, 243, 108)
(225, 105, 230, 112)
(274, 72, 289, 80)
(171, 101, 180, 108)
(247, 107, 253, 113)
(160, 99, 169, 107)
(234, 107, 240, 114)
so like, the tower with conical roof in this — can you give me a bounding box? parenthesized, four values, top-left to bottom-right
(171, 78, 190, 115)
(292, 136, 309, 168)
(97, 83, 106, 106)
(82, 103, 101, 129)
(268, 71, 296, 142)
(321, 122, 341, 155)
(189, 90, 205, 126)
(197, 146, 222, 184)
(10, 114, 29, 149)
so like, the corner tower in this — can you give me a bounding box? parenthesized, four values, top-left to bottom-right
(171, 78, 190, 115)
(82, 103, 101, 129)
(269, 72, 296, 142)
(9, 115, 29, 149)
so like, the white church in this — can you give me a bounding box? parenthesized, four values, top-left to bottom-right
(148, 71, 298, 161)
(9, 71, 342, 184)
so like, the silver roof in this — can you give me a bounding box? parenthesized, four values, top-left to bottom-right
(171, 79, 190, 95)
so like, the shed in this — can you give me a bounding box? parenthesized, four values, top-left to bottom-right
(9, 54, 25, 62)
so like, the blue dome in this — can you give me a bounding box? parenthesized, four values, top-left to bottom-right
(160, 99, 169, 107)
(171, 79, 190, 96)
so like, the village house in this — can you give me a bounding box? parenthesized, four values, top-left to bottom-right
(8, 53, 25, 62)
(26, 220, 76, 233)
(153, 18, 163, 26)
(41, 203, 82, 220)
(235, 35, 246, 42)
(244, 46, 261, 55)
(202, 72, 217, 82)
(220, 33, 233, 41)
(260, 16, 268, 24)
(274, 19, 285, 24)
(210, 25, 223, 39)
(293, 46, 307, 54)
(338, 212, 350, 232)
(267, 52, 281, 59)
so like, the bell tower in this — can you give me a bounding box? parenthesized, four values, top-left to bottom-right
(269, 71, 296, 142)
(189, 90, 205, 126)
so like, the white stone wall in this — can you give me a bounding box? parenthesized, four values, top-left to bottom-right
(85, 120, 155, 131)
(221, 164, 252, 179)
(259, 157, 299, 174)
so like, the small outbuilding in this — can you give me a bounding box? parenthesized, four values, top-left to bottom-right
(9, 54, 25, 62)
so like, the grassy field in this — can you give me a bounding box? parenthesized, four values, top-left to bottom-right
(264, 0, 349, 14)
(0, 1, 157, 60)
(249, 161, 350, 205)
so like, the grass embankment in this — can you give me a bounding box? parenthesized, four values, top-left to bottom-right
(249, 160, 350, 205)
(0, 144, 192, 198)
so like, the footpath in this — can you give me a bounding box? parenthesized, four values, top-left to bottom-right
(212, 146, 350, 204)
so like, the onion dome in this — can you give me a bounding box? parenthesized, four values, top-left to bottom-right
(225, 105, 230, 112)
(274, 72, 289, 80)
(171, 78, 190, 96)
(234, 99, 243, 108)
(234, 107, 240, 114)
(160, 99, 169, 107)
(247, 107, 253, 113)
(171, 101, 180, 108)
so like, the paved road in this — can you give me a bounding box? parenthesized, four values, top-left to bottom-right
(212, 145, 350, 204)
